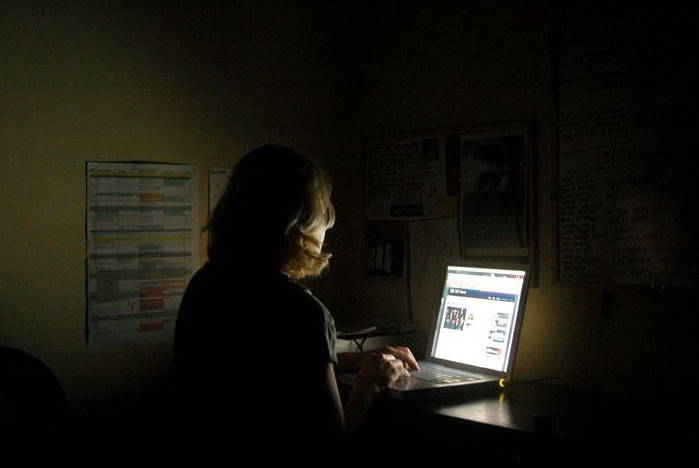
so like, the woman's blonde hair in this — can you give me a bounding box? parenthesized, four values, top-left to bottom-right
(205, 145, 335, 279)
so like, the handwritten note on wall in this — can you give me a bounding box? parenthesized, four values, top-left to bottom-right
(557, 15, 698, 288)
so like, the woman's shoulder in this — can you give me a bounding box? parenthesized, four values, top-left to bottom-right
(183, 263, 330, 317)
(270, 276, 333, 325)
(274, 275, 326, 308)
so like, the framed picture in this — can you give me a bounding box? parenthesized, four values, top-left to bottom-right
(455, 121, 534, 260)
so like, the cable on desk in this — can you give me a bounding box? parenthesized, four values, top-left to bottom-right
(376, 320, 401, 334)
(507, 377, 570, 388)
(337, 320, 405, 352)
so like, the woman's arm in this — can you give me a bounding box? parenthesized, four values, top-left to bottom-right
(330, 346, 419, 444)
(322, 362, 347, 441)
(342, 352, 411, 440)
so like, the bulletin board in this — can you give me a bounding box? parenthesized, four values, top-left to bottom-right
(364, 122, 535, 272)
(556, 14, 698, 288)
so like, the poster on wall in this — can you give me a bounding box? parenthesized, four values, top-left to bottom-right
(458, 123, 532, 258)
(85, 161, 199, 348)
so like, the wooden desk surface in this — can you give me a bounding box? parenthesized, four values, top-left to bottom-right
(425, 381, 594, 438)
(355, 380, 695, 462)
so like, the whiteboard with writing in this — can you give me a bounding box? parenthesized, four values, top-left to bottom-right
(557, 15, 698, 288)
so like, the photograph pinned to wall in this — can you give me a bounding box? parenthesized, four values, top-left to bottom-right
(456, 121, 534, 259)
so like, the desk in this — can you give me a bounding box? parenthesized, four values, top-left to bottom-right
(345, 379, 695, 462)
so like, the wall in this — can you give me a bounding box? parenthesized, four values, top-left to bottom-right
(0, 0, 351, 417)
(331, 1, 698, 400)
(1, 1, 695, 425)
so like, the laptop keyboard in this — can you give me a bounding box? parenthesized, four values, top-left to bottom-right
(410, 366, 479, 384)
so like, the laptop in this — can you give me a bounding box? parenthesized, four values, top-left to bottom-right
(387, 259, 531, 400)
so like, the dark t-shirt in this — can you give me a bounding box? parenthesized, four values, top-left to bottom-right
(172, 261, 340, 458)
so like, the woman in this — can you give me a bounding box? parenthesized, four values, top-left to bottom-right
(172, 144, 418, 459)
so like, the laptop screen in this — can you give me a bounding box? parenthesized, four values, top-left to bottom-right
(428, 261, 530, 374)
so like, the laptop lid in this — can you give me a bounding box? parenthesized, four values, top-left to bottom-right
(388, 259, 531, 398)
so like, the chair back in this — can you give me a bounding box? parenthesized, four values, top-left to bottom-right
(0, 345, 73, 453)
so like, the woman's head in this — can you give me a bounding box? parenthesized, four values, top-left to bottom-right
(206, 145, 335, 279)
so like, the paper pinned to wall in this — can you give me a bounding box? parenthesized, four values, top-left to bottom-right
(407, 216, 460, 330)
(209, 167, 231, 214)
(85, 161, 199, 347)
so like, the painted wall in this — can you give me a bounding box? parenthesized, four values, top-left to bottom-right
(1, 1, 695, 424)
(0, 0, 352, 417)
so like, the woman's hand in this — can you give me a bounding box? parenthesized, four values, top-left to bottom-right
(335, 345, 419, 374)
(372, 345, 420, 372)
(355, 351, 411, 391)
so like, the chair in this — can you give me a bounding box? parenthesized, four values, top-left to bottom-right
(0, 345, 73, 454)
